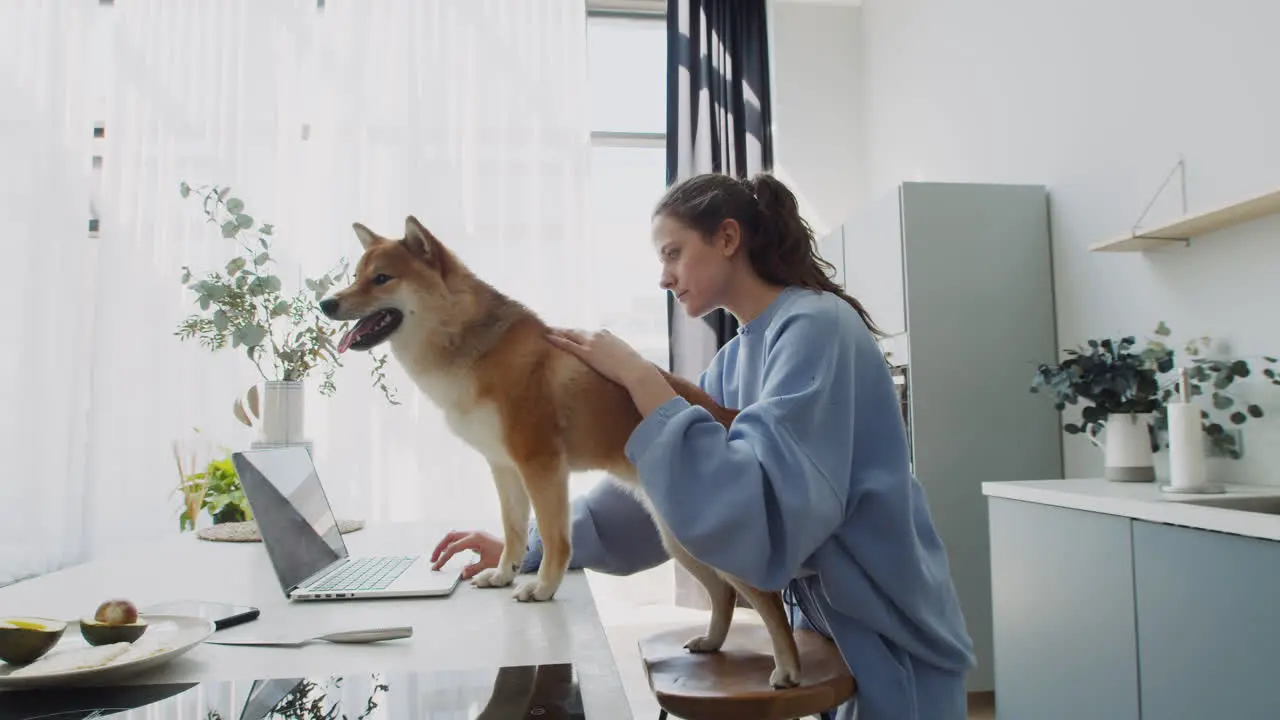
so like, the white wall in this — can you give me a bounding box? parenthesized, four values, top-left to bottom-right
(778, 0, 1280, 485)
(767, 0, 864, 238)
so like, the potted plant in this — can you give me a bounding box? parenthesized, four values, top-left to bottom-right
(1031, 334, 1173, 482)
(174, 182, 398, 446)
(172, 433, 253, 530)
(1146, 321, 1279, 459)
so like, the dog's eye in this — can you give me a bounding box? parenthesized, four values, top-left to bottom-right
(373, 273, 393, 286)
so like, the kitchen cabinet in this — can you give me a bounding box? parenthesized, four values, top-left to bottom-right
(988, 497, 1140, 720)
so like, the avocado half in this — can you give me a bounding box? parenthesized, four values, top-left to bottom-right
(0, 617, 67, 665)
(80, 616, 148, 646)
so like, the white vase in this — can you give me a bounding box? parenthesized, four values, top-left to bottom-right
(1086, 411, 1156, 482)
(259, 380, 307, 446)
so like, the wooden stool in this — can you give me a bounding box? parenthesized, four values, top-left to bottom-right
(638, 624, 856, 720)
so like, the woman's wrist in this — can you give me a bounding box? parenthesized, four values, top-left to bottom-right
(625, 364, 678, 418)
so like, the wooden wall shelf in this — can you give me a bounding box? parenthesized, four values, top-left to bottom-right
(1090, 186, 1280, 252)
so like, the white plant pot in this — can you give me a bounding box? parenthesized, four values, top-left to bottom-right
(260, 380, 307, 446)
(1087, 411, 1156, 482)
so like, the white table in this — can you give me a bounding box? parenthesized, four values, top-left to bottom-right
(0, 521, 633, 718)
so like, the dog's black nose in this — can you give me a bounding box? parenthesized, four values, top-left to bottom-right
(319, 297, 339, 317)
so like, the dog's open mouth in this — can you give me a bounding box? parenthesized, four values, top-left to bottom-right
(337, 309, 403, 353)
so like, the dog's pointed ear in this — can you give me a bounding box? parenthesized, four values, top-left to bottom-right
(352, 222, 382, 251)
(403, 215, 446, 270)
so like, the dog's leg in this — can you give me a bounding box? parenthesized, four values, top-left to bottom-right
(513, 458, 570, 602)
(658, 525, 737, 653)
(728, 580, 802, 689)
(472, 464, 529, 590)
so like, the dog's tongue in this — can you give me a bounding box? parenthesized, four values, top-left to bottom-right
(337, 315, 378, 354)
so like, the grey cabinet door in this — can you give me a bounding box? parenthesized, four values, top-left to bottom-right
(1133, 520, 1280, 720)
(989, 498, 1140, 720)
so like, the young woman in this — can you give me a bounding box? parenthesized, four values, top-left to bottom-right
(431, 171, 976, 720)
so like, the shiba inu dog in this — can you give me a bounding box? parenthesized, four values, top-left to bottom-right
(320, 216, 802, 688)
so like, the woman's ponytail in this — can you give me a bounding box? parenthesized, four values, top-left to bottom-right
(745, 174, 885, 337)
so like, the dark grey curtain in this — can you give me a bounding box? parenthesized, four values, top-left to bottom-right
(664, 0, 774, 609)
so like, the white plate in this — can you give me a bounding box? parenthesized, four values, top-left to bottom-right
(0, 614, 215, 690)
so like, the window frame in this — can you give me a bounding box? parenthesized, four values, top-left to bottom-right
(586, 0, 666, 151)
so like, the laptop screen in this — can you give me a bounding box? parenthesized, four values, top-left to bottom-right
(232, 446, 349, 594)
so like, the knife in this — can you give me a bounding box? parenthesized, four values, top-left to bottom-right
(206, 626, 413, 647)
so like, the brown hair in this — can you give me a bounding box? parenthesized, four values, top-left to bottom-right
(653, 171, 885, 337)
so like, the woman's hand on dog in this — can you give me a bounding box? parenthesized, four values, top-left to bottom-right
(545, 327, 653, 388)
(431, 530, 503, 579)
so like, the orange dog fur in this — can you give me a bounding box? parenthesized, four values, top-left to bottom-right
(322, 216, 802, 688)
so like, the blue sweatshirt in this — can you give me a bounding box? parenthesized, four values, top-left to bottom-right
(522, 285, 976, 719)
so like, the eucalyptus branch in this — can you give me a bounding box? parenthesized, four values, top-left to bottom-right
(175, 181, 400, 407)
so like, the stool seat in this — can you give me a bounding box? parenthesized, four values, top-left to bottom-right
(638, 624, 856, 720)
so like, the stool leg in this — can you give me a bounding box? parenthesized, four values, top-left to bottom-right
(657, 710, 668, 720)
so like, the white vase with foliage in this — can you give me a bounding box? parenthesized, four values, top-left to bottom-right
(175, 182, 399, 448)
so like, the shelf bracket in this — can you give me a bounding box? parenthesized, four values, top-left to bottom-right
(1130, 155, 1190, 247)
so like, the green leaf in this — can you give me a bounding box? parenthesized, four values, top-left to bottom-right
(1231, 360, 1250, 378)
(1064, 423, 1082, 434)
(264, 275, 282, 292)
(1230, 411, 1247, 425)
(271, 300, 289, 317)
(1264, 356, 1278, 363)
(218, 186, 232, 200)
(1248, 404, 1264, 418)
(235, 213, 254, 229)
(254, 252, 269, 266)
(260, 224, 274, 236)
(180, 268, 191, 284)
(179, 181, 190, 198)
(1154, 321, 1171, 336)
(234, 324, 267, 348)
(213, 310, 229, 332)
(225, 198, 245, 214)
(260, 238, 269, 250)
(1212, 392, 1234, 410)
(221, 220, 239, 238)
(226, 257, 247, 276)
(199, 296, 211, 311)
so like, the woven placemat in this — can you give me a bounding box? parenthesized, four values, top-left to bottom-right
(197, 519, 365, 543)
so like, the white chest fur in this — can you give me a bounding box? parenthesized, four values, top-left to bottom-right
(407, 367, 512, 468)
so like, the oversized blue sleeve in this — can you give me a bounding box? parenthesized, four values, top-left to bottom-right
(519, 476, 669, 575)
(624, 311, 850, 592)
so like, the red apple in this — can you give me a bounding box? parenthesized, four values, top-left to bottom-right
(93, 599, 138, 626)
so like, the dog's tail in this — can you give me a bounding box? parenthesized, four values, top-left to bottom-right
(657, 367, 740, 430)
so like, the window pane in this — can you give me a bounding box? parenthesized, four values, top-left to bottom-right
(586, 144, 669, 369)
(587, 16, 665, 134)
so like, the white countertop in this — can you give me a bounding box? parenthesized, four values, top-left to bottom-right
(981, 478, 1280, 542)
(0, 521, 632, 717)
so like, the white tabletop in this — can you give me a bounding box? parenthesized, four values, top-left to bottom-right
(0, 521, 632, 718)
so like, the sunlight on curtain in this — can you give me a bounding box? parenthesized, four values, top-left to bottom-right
(0, 0, 593, 579)
(0, 0, 99, 583)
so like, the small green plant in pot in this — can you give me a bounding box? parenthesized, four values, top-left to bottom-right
(1031, 335, 1174, 482)
(174, 449, 253, 530)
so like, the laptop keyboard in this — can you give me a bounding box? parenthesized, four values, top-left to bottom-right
(311, 555, 417, 592)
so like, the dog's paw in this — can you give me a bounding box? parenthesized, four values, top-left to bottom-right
(683, 635, 724, 653)
(513, 578, 558, 602)
(769, 663, 801, 689)
(471, 566, 516, 588)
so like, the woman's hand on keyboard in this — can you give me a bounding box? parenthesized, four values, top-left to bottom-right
(430, 529, 503, 580)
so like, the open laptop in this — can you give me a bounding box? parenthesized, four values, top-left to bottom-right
(231, 446, 461, 601)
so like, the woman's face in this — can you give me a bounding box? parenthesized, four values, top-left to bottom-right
(651, 213, 740, 318)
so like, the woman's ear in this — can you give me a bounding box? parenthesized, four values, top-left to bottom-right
(715, 218, 743, 257)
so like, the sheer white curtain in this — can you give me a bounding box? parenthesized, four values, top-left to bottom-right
(0, 0, 593, 583)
